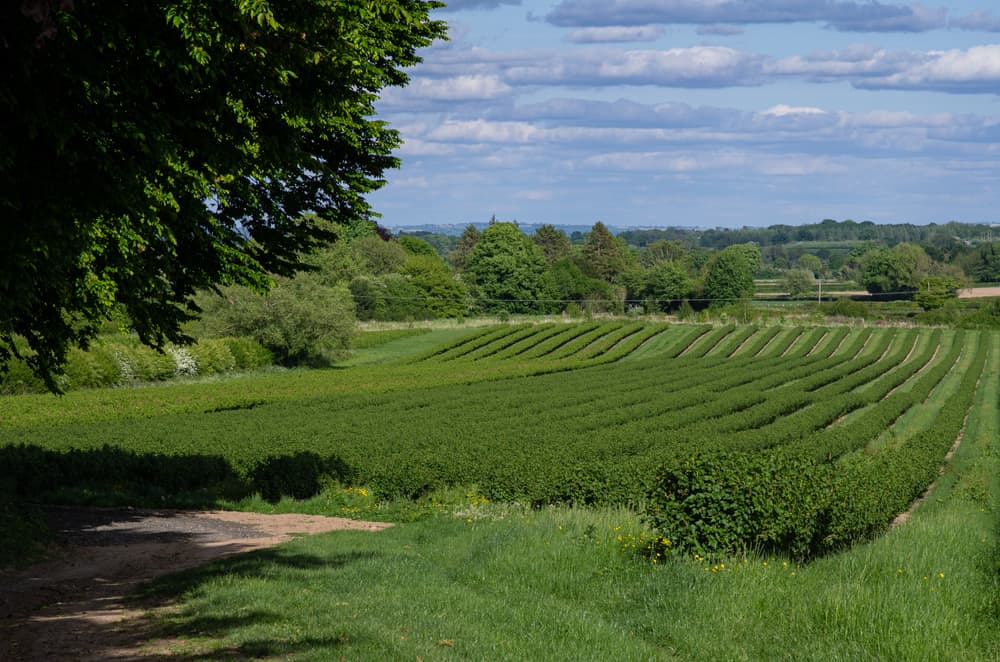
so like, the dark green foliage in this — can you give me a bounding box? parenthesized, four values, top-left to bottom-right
(465, 223, 556, 314)
(531, 224, 574, 266)
(581, 221, 630, 282)
(250, 452, 353, 503)
(203, 275, 356, 365)
(400, 255, 468, 318)
(397, 235, 440, 257)
(782, 269, 815, 298)
(704, 244, 760, 305)
(862, 248, 916, 295)
(219, 337, 274, 371)
(822, 297, 869, 319)
(351, 236, 408, 276)
(1, 1, 446, 389)
(959, 299, 1000, 329)
(913, 276, 960, 311)
(964, 242, 1000, 282)
(0, 443, 354, 507)
(448, 224, 481, 271)
(549, 259, 615, 312)
(644, 331, 985, 560)
(642, 261, 692, 312)
(647, 450, 833, 559)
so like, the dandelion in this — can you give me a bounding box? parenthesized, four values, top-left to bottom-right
(938, 572, 945, 579)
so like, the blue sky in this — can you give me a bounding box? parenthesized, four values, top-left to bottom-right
(370, 1, 1000, 229)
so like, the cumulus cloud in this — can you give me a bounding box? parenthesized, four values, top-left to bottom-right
(771, 43, 1000, 93)
(545, 0, 1000, 33)
(858, 44, 1000, 93)
(567, 26, 665, 43)
(762, 104, 828, 117)
(403, 75, 513, 100)
(504, 46, 767, 87)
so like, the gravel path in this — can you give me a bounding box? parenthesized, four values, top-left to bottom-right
(0, 505, 392, 660)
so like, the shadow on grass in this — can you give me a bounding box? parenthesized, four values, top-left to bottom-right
(130, 547, 384, 659)
(2, 537, 383, 660)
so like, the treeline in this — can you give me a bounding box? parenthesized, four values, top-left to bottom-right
(191, 217, 992, 365)
(404, 218, 1000, 285)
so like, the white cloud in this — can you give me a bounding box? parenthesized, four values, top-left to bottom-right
(864, 44, 1000, 92)
(762, 105, 828, 117)
(427, 119, 542, 144)
(394, 75, 513, 101)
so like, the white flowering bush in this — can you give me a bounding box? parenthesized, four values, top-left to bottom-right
(113, 348, 136, 383)
(168, 346, 199, 377)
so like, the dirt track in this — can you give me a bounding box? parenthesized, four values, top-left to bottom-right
(0, 506, 392, 660)
(958, 286, 1000, 298)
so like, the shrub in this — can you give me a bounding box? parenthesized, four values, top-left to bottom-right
(645, 450, 833, 560)
(220, 337, 274, 370)
(168, 346, 199, 377)
(188, 339, 236, 375)
(822, 297, 868, 319)
(203, 274, 356, 366)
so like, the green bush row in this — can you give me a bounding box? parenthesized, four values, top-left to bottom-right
(644, 333, 985, 560)
(0, 337, 273, 394)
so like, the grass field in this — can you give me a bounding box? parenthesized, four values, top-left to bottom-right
(2, 323, 998, 659)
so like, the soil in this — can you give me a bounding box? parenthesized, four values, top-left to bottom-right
(958, 286, 1000, 299)
(0, 506, 392, 661)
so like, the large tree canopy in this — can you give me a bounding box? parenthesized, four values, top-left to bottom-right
(1, 0, 446, 388)
(703, 243, 760, 305)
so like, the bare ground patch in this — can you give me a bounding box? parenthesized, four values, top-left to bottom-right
(0, 506, 391, 660)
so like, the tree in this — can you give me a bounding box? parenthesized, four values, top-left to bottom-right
(550, 258, 615, 312)
(1, 1, 446, 388)
(201, 274, 356, 367)
(914, 276, 960, 311)
(782, 269, 815, 299)
(703, 243, 761, 305)
(400, 254, 468, 318)
(967, 242, 1000, 282)
(449, 224, 481, 271)
(796, 254, 823, 278)
(642, 240, 687, 267)
(465, 223, 554, 314)
(397, 235, 440, 257)
(581, 221, 629, 282)
(531, 224, 573, 266)
(351, 236, 408, 276)
(643, 262, 691, 312)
